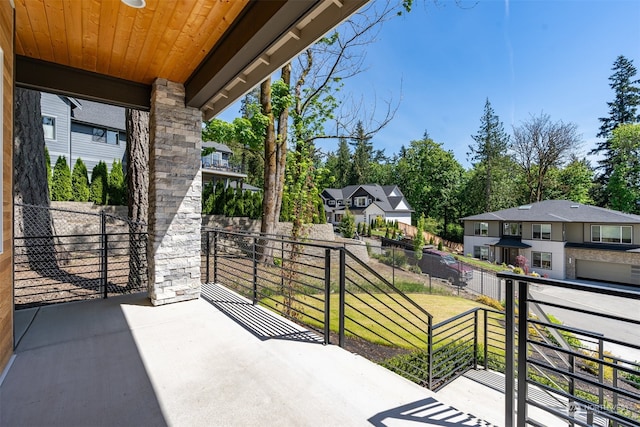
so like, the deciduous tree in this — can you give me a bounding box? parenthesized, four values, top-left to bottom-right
(511, 113, 581, 203)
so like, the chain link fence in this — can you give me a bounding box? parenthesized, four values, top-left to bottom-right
(14, 203, 148, 309)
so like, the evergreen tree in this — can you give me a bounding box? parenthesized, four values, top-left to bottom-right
(413, 214, 426, 260)
(90, 161, 109, 205)
(327, 138, 351, 188)
(606, 124, 640, 213)
(51, 156, 72, 201)
(71, 158, 90, 202)
(592, 55, 640, 204)
(347, 121, 374, 185)
(202, 181, 215, 214)
(469, 98, 510, 212)
(44, 146, 52, 195)
(213, 181, 225, 215)
(107, 159, 127, 205)
(339, 209, 356, 238)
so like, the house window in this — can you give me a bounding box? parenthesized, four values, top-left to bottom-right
(474, 246, 489, 260)
(532, 252, 552, 270)
(503, 222, 521, 236)
(355, 196, 367, 207)
(42, 116, 56, 140)
(474, 222, 488, 236)
(93, 127, 120, 145)
(532, 224, 551, 240)
(328, 200, 336, 206)
(337, 200, 344, 206)
(591, 225, 632, 244)
(92, 127, 106, 143)
(107, 130, 120, 145)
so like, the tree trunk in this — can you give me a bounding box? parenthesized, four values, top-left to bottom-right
(274, 64, 291, 225)
(126, 109, 149, 290)
(14, 88, 59, 273)
(260, 77, 277, 262)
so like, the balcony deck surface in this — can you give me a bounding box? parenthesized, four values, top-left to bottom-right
(1, 283, 555, 426)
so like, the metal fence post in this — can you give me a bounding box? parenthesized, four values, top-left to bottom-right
(427, 319, 433, 390)
(598, 338, 604, 407)
(252, 237, 258, 305)
(473, 310, 479, 369)
(213, 231, 218, 284)
(505, 278, 515, 427)
(338, 249, 346, 348)
(483, 309, 488, 370)
(324, 248, 331, 345)
(517, 280, 529, 425)
(101, 211, 108, 299)
(205, 231, 210, 284)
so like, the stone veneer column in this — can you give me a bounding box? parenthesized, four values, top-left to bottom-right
(148, 79, 202, 305)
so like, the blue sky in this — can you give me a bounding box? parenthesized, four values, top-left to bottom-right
(220, 0, 640, 169)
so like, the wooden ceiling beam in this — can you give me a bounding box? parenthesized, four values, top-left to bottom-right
(15, 55, 151, 110)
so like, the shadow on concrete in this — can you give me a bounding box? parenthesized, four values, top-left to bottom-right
(201, 282, 323, 343)
(368, 397, 496, 426)
(0, 294, 167, 426)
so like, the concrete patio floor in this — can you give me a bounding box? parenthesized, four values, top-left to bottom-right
(0, 283, 545, 426)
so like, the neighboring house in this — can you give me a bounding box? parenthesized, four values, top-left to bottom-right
(321, 184, 413, 227)
(41, 92, 126, 178)
(43, 93, 252, 192)
(201, 141, 250, 190)
(462, 200, 640, 285)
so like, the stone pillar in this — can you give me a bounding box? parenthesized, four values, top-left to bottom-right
(148, 79, 202, 305)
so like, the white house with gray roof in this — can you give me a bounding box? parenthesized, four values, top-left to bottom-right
(462, 200, 640, 285)
(321, 184, 413, 227)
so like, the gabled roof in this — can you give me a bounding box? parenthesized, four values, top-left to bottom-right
(71, 99, 125, 131)
(322, 184, 413, 214)
(462, 200, 640, 224)
(202, 142, 234, 154)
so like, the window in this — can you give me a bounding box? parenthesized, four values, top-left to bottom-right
(532, 252, 552, 270)
(474, 222, 488, 236)
(93, 127, 120, 145)
(532, 224, 551, 240)
(328, 200, 336, 206)
(474, 246, 489, 261)
(591, 225, 632, 244)
(92, 127, 106, 143)
(355, 196, 367, 207)
(42, 116, 56, 140)
(107, 130, 119, 145)
(503, 222, 521, 236)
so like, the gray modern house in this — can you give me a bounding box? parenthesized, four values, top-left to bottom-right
(462, 200, 640, 285)
(41, 92, 126, 178)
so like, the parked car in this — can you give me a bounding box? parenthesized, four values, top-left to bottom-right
(416, 249, 473, 287)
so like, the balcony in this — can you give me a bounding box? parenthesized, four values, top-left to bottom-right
(2, 227, 639, 426)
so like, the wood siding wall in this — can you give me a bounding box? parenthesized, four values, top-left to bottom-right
(0, 0, 14, 373)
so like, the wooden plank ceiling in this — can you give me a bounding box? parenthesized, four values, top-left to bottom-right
(14, 0, 249, 86)
(13, 0, 370, 115)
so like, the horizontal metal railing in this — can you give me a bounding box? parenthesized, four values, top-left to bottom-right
(500, 272, 640, 427)
(202, 228, 506, 390)
(14, 203, 147, 309)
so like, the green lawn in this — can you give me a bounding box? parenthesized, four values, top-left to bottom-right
(262, 292, 503, 350)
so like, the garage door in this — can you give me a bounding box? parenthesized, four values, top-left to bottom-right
(575, 260, 640, 286)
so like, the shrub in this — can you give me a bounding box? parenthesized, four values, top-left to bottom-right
(437, 241, 443, 251)
(107, 159, 127, 205)
(339, 209, 356, 238)
(475, 295, 504, 311)
(44, 146, 52, 195)
(90, 161, 108, 205)
(71, 158, 90, 202)
(51, 156, 72, 201)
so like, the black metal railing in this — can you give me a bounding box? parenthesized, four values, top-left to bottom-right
(500, 272, 640, 427)
(202, 228, 505, 390)
(14, 203, 148, 309)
